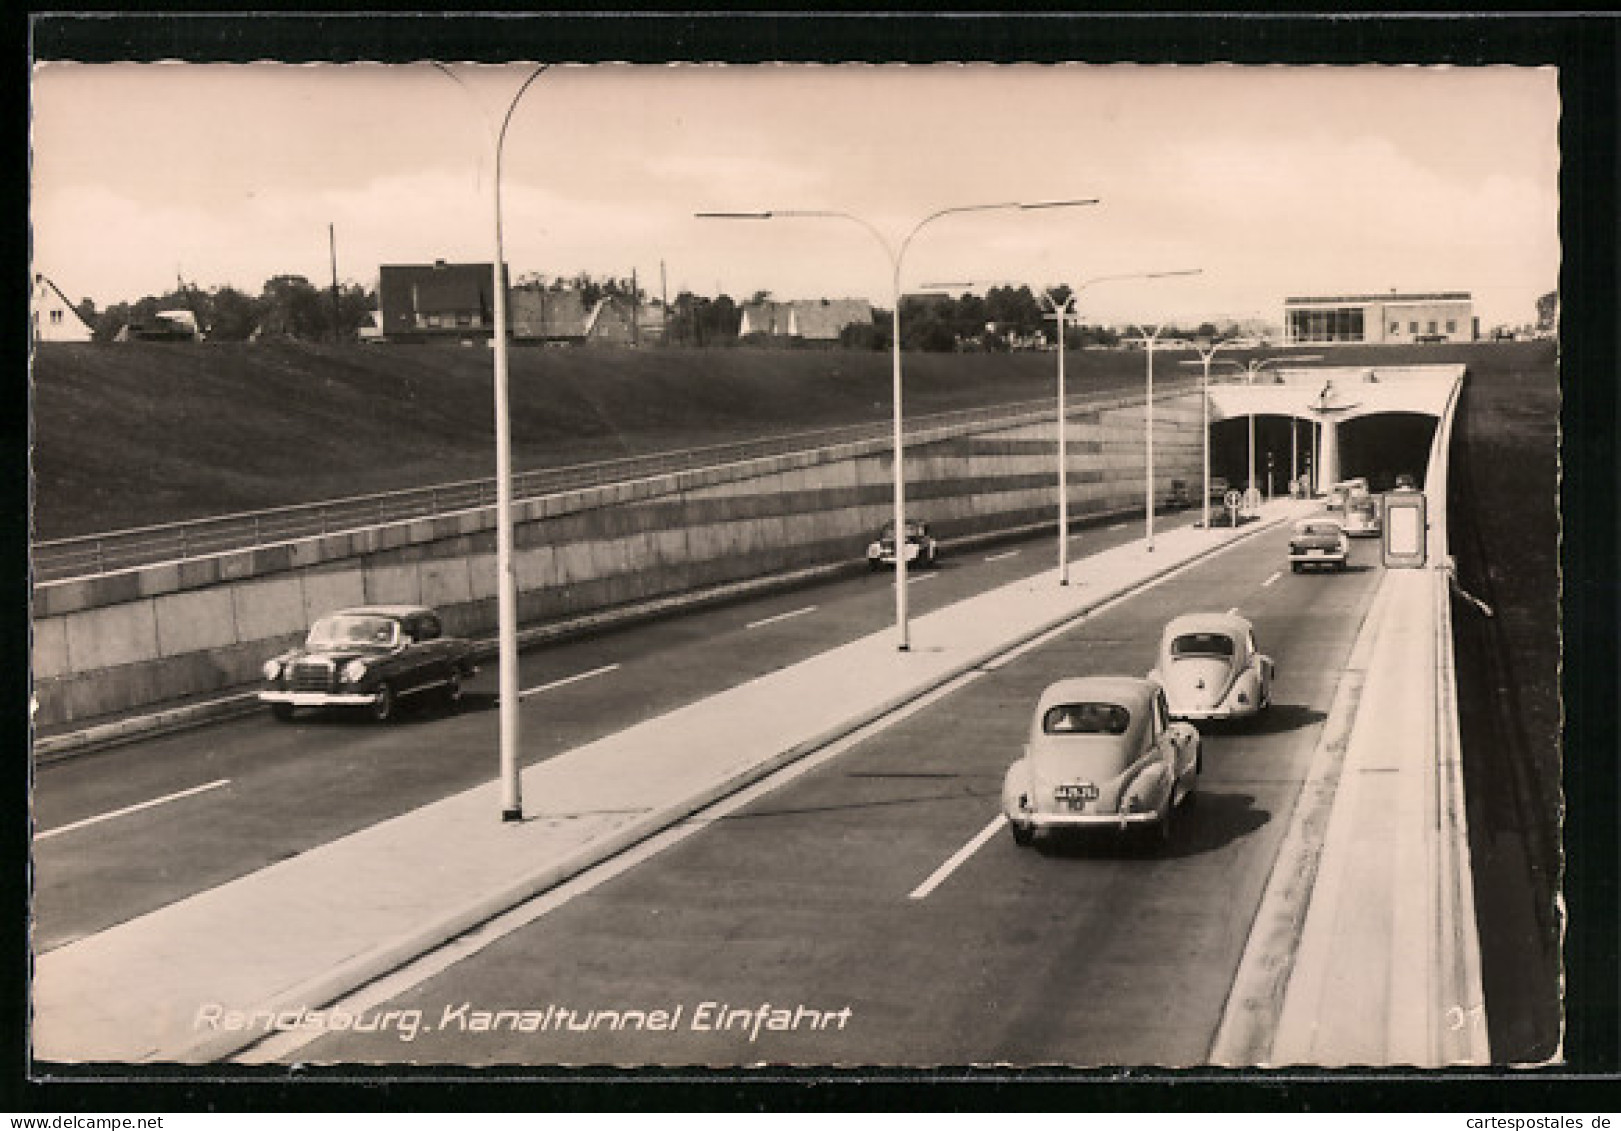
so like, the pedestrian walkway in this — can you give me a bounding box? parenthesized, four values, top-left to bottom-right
(35, 501, 1318, 1064)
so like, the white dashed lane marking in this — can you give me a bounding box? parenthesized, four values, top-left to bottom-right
(520, 664, 620, 699)
(39, 779, 231, 841)
(746, 606, 818, 630)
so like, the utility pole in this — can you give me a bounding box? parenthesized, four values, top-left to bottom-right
(631, 267, 640, 347)
(329, 223, 341, 343)
(660, 260, 669, 345)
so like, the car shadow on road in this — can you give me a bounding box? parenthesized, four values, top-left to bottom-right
(274, 693, 492, 727)
(1032, 790, 1270, 860)
(1195, 703, 1326, 737)
(717, 777, 1001, 823)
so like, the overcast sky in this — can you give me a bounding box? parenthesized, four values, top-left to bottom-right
(31, 62, 1559, 328)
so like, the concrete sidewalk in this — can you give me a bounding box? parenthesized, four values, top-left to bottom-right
(36, 504, 1306, 1064)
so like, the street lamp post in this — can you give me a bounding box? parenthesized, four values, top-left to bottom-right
(697, 199, 1096, 649)
(1045, 292, 1075, 584)
(1057, 269, 1198, 576)
(1213, 353, 1323, 508)
(1182, 336, 1251, 530)
(434, 62, 548, 822)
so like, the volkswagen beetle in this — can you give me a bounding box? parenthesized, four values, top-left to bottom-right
(1001, 676, 1200, 849)
(259, 605, 478, 722)
(1148, 611, 1274, 722)
(866, 519, 940, 569)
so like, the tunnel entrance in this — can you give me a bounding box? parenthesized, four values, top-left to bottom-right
(1210, 411, 1439, 495)
(1209, 414, 1317, 496)
(1338, 412, 1439, 491)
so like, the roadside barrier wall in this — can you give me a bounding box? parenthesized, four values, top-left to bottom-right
(32, 395, 1204, 727)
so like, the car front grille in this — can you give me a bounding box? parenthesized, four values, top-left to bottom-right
(291, 659, 336, 693)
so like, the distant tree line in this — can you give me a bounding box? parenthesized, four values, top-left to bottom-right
(75, 275, 376, 344)
(71, 273, 1231, 350)
(843, 286, 1223, 353)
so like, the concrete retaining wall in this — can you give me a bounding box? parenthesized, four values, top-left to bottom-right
(33, 394, 1205, 727)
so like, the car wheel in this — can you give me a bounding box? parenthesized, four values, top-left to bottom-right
(443, 671, 464, 712)
(271, 702, 295, 722)
(1290, 562, 1302, 573)
(370, 683, 396, 723)
(1011, 822, 1034, 847)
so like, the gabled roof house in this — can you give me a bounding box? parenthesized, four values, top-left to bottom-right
(739, 298, 873, 342)
(509, 287, 651, 347)
(31, 275, 94, 343)
(378, 261, 504, 341)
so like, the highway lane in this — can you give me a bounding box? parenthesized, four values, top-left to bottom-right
(282, 520, 1385, 1067)
(33, 509, 1207, 951)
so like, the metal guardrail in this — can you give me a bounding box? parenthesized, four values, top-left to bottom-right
(33, 378, 1197, 583)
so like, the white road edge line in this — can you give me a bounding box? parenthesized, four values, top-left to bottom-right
(519, 664, 620, 700)
(746, 606, 818, 630)
(1262, 571, 1282, 587)
(38, 779, 231, 841)
(1108, 523, 1127, 531)
(984, 550, 1019, 562)
(909, 815, 1008, 900)
(906, 573, 939, 585)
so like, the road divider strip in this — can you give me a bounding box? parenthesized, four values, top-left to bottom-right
(240, 660, 991, 1062)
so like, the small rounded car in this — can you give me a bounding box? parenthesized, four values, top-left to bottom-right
(259, 605, 478, 722)
(1289, 517, 1351, 572)
(1148, 612, 1274, 722)
(866, 519, 940, 570)
(1001, 675, 1200, 850)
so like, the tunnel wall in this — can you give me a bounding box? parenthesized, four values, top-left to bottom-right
(33, 393, 1205, 727)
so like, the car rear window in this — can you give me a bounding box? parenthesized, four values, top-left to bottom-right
(1043, 703, 1130, 735)
(1171, 632, 1235, 658)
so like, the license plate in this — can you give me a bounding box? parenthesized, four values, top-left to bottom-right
(1054, 783, 1099, 803)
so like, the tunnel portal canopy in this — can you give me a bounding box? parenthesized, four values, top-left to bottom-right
(1202, 363, 1463, 492)
(1203, 364, 1464, 426)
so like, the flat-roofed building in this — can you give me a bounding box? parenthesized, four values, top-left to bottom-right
(1283, 291, 1475, 346)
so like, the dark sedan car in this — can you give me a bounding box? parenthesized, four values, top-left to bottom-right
(259, 605, 478, 722)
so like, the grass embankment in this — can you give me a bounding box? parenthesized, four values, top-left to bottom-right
(1444, 339, 1561, 1062)
(33, 342, 1167, 540)
(31, 338, 1512, 541)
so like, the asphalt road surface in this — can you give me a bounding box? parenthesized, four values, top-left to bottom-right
(261, 520, 1383, 1067)
(36, 510, 1210, 951)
